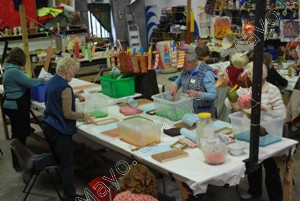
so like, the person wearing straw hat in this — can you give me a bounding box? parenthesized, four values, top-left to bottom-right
(225, 62, 285, 201)
(226, 52, 249, 88)
(170, 44, 217, 115)
(220, 34, 254, 58)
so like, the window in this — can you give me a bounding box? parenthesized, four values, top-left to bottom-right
(88, 11, 110, 38)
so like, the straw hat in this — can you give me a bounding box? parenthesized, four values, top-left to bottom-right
(215, 74, 230, 88)
(244, 62, 268, 81)
(222, 34, 234, 50)
(230, 53, 249, 68)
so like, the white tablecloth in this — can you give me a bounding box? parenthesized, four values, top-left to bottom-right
(1, 78, 297, 195)
(76, 105, 298, 195)
(284, 76, 299, 91)
(76, 105, 246, 195)
(277, 69, 299, 91)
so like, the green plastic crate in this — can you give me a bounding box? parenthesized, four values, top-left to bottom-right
(100, 75, 135, 98)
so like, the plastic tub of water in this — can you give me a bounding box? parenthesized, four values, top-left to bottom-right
(151, 92, 193, 121)
(76, 93, 109, 118)
(228, 111, 284, 147)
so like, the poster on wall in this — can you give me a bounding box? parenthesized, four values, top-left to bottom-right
(280, 20, 300, 42)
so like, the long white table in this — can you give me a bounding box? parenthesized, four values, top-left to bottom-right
(75, 104, 298, 196)
(277, 69, 299, 91)
(1, 78, 297, 197)
(284, 75, 298, 91)
(0, 78, 141, 112)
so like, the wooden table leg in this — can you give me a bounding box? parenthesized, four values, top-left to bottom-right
(175, 179, 204, 201)
(274, 156, 295, 201)
(175, 179, 190, 200)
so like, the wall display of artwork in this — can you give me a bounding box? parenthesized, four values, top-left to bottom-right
(280, 19, 300, 42)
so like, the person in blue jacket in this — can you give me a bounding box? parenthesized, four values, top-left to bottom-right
(3, 47, 48, 171)
(170, 44, 217, 116)
(42, 57, 92, 201)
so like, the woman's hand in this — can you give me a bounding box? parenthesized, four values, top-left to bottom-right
(83, 113, 92, 123)
(261, 106, 270, 112)
(186, 89, 201, 98)
(170, 85, 178, 97)
(44, 77, 50, 82)
(232, 103, 241, 111)
(76, 93, 85, 102)
(280, 46, 287, 53)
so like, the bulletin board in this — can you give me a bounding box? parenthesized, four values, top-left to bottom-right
(0, 0, 37, 30)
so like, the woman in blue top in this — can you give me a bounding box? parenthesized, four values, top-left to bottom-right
(170, 44, 217, 115)
(41, 58, 92, 201)
(3, 47, 48, 171)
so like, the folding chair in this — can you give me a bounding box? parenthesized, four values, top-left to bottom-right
(10, 139, 62, 201)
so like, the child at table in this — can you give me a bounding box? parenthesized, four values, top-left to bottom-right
(113, 164, 158, 201)
(225, 62, 286, 201)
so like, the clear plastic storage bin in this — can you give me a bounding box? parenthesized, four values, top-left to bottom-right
(228, 111, 285, 147)
(75, 93, 109, 118)
(151, 92, 193, 121)
(118, 119, 161, 147)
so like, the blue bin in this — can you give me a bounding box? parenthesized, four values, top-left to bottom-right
(31, 82, 46, 102)
(264, 49, 277, 59)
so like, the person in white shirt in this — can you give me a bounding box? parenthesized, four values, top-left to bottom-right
(225, 62, 286, 201)
(225, 62, 286, 117)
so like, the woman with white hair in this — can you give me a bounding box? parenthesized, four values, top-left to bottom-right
(225, 62, 285, 201)
(41, 58, 92, 201)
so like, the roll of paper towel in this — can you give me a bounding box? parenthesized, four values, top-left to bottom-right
(180, 128, 197, 143)
(182, 114, 199, 127)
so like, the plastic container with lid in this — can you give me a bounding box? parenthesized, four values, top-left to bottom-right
(196, 112, 214, 149)
(118, 118, 161, 147)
